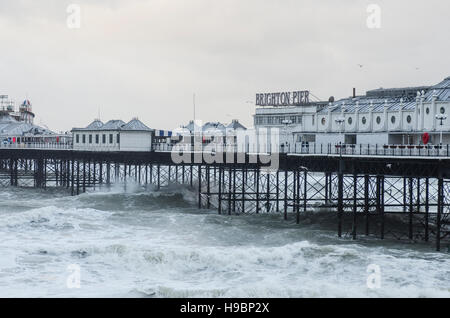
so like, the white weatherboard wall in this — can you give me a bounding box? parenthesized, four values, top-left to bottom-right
(120, 131, 152, 151)
(73, 130, 121, 152)
(316, 133, 345, 145)
(357, 133, 388, 145)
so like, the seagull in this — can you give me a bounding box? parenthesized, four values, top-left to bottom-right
(357, 64, 363, 68)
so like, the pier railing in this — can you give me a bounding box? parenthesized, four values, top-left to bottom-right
(2, 141, 450, 157)
(288, 143, 450, 157)
(0, 142, 72, 150)
(152, 142, 450, 157)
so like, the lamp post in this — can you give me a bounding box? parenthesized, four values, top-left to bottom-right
(282, 119, 293, 153)
(436, 114, 447, 145)
(335, 117, 345, 143)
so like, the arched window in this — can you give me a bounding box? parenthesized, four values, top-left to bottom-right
(391, 116, 396, 124)
(376, 116, 381, 124)
(407, 115, 412, 124)
(348, 117, 352, 125)
(362, 117, 367, 125)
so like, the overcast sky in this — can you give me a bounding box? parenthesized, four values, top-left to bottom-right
(0, 0, 449, 132)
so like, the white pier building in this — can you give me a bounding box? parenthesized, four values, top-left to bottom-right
(253, 76, 450, 148)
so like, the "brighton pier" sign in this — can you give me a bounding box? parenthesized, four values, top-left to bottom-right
(256, 90, 310, 107)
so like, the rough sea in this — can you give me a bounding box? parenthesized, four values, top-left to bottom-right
(0, 184, 449, 298)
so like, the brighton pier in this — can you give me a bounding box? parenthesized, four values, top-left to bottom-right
(0, 146, 449, 252)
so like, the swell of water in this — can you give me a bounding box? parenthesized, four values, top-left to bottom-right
(0, 184, 448, 298)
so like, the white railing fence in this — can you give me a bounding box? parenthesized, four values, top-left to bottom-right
(2, 141, 450, 157)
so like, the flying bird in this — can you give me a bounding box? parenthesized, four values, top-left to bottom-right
(357, 64, 363, 68)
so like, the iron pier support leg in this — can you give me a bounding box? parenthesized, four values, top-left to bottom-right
(409, 178, 414, 240)
(99, 161, 103, 186)
(83, 160, 86, 193)
(55, 160, 59, 186)
(353, 174, 357, 240)
(15, 159, 18, 186)
(303, 170, 307, 213)
(35, 158, 44, 188)
(43, 159, 47, 189)
(93, 161, 96, 190)
(106, 162, 111, 186)
(380, 176, 385, 240)
(157, 164, 161, 190)
(296, 170, 301, 224)
(364, 175, 370, 236)
(182, 165, 185, 184)
(206, 165, 210, 209)
(88, 160, 91, 189)
(256, 169, 260, 214)
(76, 161, 80, 195)
(150, 164, 153, 185)
(284, 170, 288, 221)
(241, 167, 245, 214)
(71, 160, 75, 195)
(403, 178, 407, 213)
(276, 171, 280, 212)
(168, 165, 171, 184)
(337, 171, 344, 238)
(232, 167, 236, 212)
(138, 164, 141, 184)
(145, 164, 148, 186)
(123, 163, 127, 190)
(436, 178, 443, 252)
(293, 170, 297, 217)
(198, 165, 202, 209)
(67, 160, 71, 189)
(417, 178, 421, 213)
(218, 166, 222, 215)
(228, 167, 232, 215)
(425, 178, 429, 242)
(266, 173, 270, 213)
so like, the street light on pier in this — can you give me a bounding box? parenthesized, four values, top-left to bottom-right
(435, 114, 447, 145)
(335, 117, 345, 142)
(281, 119, 293, 153)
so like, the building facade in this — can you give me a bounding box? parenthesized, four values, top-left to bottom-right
(0, 95, 70, 146)
(72, 118, 154, 152)
(253, 76, 450, 147)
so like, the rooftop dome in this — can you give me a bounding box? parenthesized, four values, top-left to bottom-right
(85, 119, 104, 129)
(121, 118, 152, 131)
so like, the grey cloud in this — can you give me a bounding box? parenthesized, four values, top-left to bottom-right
(0, 0, 448, 132)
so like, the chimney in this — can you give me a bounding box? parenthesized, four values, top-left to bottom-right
(353, 88, 356, 98)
